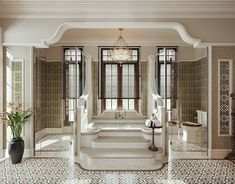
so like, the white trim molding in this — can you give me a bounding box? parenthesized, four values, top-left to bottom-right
(208, 46, 212, 157)
(42, 22, 201, 48)
(1, 1, 235, 19)
(218, 59, 233, 136)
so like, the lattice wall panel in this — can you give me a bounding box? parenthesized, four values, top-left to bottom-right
(218, 60, 232, 135)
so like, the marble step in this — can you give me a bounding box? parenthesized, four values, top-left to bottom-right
(80, 147, 163, 170)
(99, 128, 142, 137)
(92, 136, 150, 148)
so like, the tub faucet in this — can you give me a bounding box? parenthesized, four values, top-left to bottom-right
(115, 108, 126, 119)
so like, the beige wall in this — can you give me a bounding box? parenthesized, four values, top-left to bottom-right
(212, 46, 235, 149)
(3, 46, 34, 150)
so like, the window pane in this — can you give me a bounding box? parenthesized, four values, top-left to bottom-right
(167, 87, 171, 98)
(69, 65, 76, 75)
(69, 76, 75, 86)
(123, 99, 128, 109)
(65, 50, 70, 55)
(160, 65, 164, 75)
(129, 99, 135, 110)
(103, 50, 108, 55)
(106, 99, 111, 110)
(71, 56, 76, 61)
(111, 76, 117, 86)
(167, 65, 171, 73)
(132, 56, 138, 61)
(159, 55, 164, 61)
(122, 76, 129, 86)
(103, 56, 108, 61)
(129, 65, 134, 73)
(129, 88, 135, 97)
(111, 87, 118, 97)
(108, 56, 112, 61)
(167, 76, 171, 84)
(132, 50, 137, 55)
(71, 50, 76, 55)
(167, 55, 175, 61)
(112, 65, 117, 75)
(123, 65, 128, 74)
(106, 65, 111, 75)
(77, 55, 82, 61)
(129, 76, 135, 86)
(122, 87, 129, 98)
(106, 87, 111, 97)
(106, 76, 111, 87)
(111, 99, 117, 110)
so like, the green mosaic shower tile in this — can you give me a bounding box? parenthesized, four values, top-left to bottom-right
(13, 62, 22, 71)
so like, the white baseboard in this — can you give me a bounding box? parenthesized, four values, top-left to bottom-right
(23, 149, 34, 157)
(35, 128, 63, 141)
(212, 149, 232, 159)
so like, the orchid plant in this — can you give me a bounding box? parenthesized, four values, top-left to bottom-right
(0, 102, 33, 139)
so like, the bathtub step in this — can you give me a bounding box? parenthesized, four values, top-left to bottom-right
(99, 128, 142, 137)
(92, 136, 150, 148)
(80, 147, 163, 170)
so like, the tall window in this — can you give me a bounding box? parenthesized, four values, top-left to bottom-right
(64, 47, 84, 126)
(157, 47, 177, 110)
(99, 47, 139, 111)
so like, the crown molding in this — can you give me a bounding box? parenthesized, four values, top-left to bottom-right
(0, 1, 235, 18)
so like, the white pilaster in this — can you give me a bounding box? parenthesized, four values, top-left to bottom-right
(0, 27, 3, 158)
(22, 46, 34, 156)
(208, 46, 212, 158)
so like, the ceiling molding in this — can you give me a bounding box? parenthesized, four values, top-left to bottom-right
(1, 1, 235, 18)
(42, 22, 201, 48)
(52, 40, 189, 47)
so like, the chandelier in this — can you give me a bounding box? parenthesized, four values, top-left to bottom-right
(111, 28, 131, 64)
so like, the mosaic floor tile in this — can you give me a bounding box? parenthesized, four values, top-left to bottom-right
(171, 135, 207, 152)
(0, 158, 234, 184)
(36, 134, 72, 152)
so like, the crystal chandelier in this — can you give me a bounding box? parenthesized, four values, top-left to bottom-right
(111, 28, 131, 64)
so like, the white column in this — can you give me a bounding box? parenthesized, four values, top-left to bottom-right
(86, 56, 93, 124)
(22, 46, 34, 157)
(147, 55, 155, 117)
(0, 27, 4, 158)
(208, 46, 212, 158)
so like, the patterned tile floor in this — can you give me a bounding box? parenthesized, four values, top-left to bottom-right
(36, 134, 71, 152)
(171, 135, 207, 152)
(0, 158, 234, 184)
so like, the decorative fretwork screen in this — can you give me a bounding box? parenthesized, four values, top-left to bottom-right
(218, 59, 233, 136)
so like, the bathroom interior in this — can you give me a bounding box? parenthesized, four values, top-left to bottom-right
(2, 28, 209, 158)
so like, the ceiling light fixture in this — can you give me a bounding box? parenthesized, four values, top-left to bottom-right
(111, 28, 131, 64)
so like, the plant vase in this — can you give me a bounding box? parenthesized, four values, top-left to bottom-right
(8, 137, 24, 164)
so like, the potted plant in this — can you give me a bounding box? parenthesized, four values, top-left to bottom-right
(0, 102, 33, 164)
